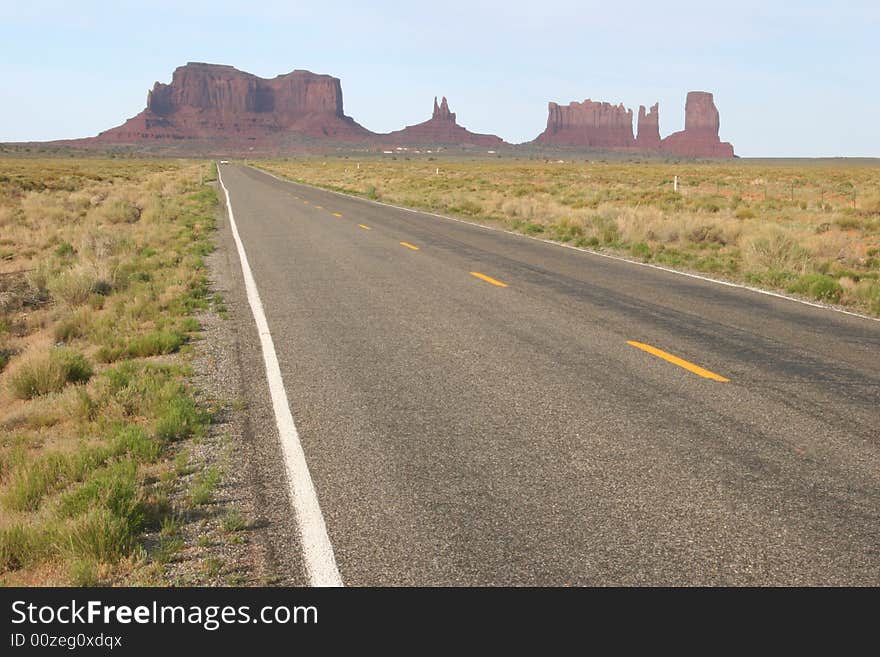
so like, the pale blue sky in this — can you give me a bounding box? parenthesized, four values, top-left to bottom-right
(1, 1, 877, 156)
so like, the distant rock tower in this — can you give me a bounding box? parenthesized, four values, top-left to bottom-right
(432, 96, 456, 122)
(661, 92, 734, 158)
(636, 103, 661, 149)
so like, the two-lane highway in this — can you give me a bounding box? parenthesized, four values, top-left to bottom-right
(218, 163, 879, 585)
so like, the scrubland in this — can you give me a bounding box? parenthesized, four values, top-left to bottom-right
(259, 158, 880, 315)
(0, 158, 233, 585)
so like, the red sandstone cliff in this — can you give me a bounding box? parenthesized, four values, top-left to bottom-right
(50, 62, 736, 157)
(536, 100, 635, 148)
(533, 92, 733, 157)
(660, 92, 734, 158)
(383, 96, 506, 147)
(94, 62, 374, 144)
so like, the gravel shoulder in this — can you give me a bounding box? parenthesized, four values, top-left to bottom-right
(154, 183, 307, 586)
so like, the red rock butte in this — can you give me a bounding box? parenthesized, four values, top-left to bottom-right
(94, 62, 372, 144)
(53, 62, 734, 157)
(383, 96, 506, 147)
(537, 100, 636, 148)
(536, 91, 734, 157)
(660, 92, 734, 158)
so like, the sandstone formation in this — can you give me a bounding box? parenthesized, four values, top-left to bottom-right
(50, 61, 736, 157)
(536, 100, 635, 148)
(534, 92, 733, 157)
(660, 91, 734, 158)
(94, 62, 373, 144)
(635, 103, 661, 149)
(383, 96, 506, 147)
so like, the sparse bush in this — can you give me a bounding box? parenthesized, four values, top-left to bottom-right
(2, 445, 108, 511)
(787, 273, 844, 303)
(155, 395, 204, 442)
(0, 524, 55, 571)
(189, 467, 222, 506)
(222, 507, 248, 533)
(111, 424, 163, 461)
(48, 267, 99, 306)
(59, 459, 143, 527)
(125, 330, 186, 358)
(66, 508, 139, 562)
(100, 198, 140, 224)
(53, 307, 93, 342)
(742, 228, 808, 273)
(9, 348, 93, 399)
(630, 242, 652, 260)
(68, 558, 100, 586)
(54, 241, 76, 257)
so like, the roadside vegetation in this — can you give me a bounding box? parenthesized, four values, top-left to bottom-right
(258, 158, 880, 316)
(0, 157, 241, 585)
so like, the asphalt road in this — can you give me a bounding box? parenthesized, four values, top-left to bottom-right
(218, 163, 880, 585)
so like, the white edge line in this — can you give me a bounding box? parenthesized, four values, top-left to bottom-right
(255, 165, 880, 325)
(217, 164, 343, 587)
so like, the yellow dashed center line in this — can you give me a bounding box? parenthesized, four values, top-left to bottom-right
(627, 341, 729, 382)
(314, 205, 323, 209)
(333, 213, 343, 218)
(358, 224, 371, 230)
(303, 200, 309, 204)
(400, 242, 420, 250)
(469, 271, 508, 287)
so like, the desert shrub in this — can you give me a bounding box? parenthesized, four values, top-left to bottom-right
(112, 424, 164, 462)
(590, 213, 620, 245)
(53, 307, 94, 342)
(48, 267, 100, 306)
(54, 241, 75, 257)
(835, 216, 864, 231)
(100, 198, 140, 224)
(687, 223, 726, 245)
(2, 445, 108, 511)
(787, 274, 843, 303)
(9, 348, 93, 399)
(189, 467, 222, 506)
(26, 264, 51, 303)
(125, 330, 185, 358)
(58, 459, 143, 526)
(552, 218, 584, 241)
(0, 524, 56, 571)
(850, 279, 880, 313)
(630, 242, 652, 260)
(742, 227, 808, 273)
(155, 395, 204, 442)
(65, 509, 139, 562)
(450, 199, 482, 216)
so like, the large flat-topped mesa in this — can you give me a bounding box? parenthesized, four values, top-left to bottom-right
(383, 96, 506, 147)
(537, 100, 635, 148)
(95, 62, 374, 143)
